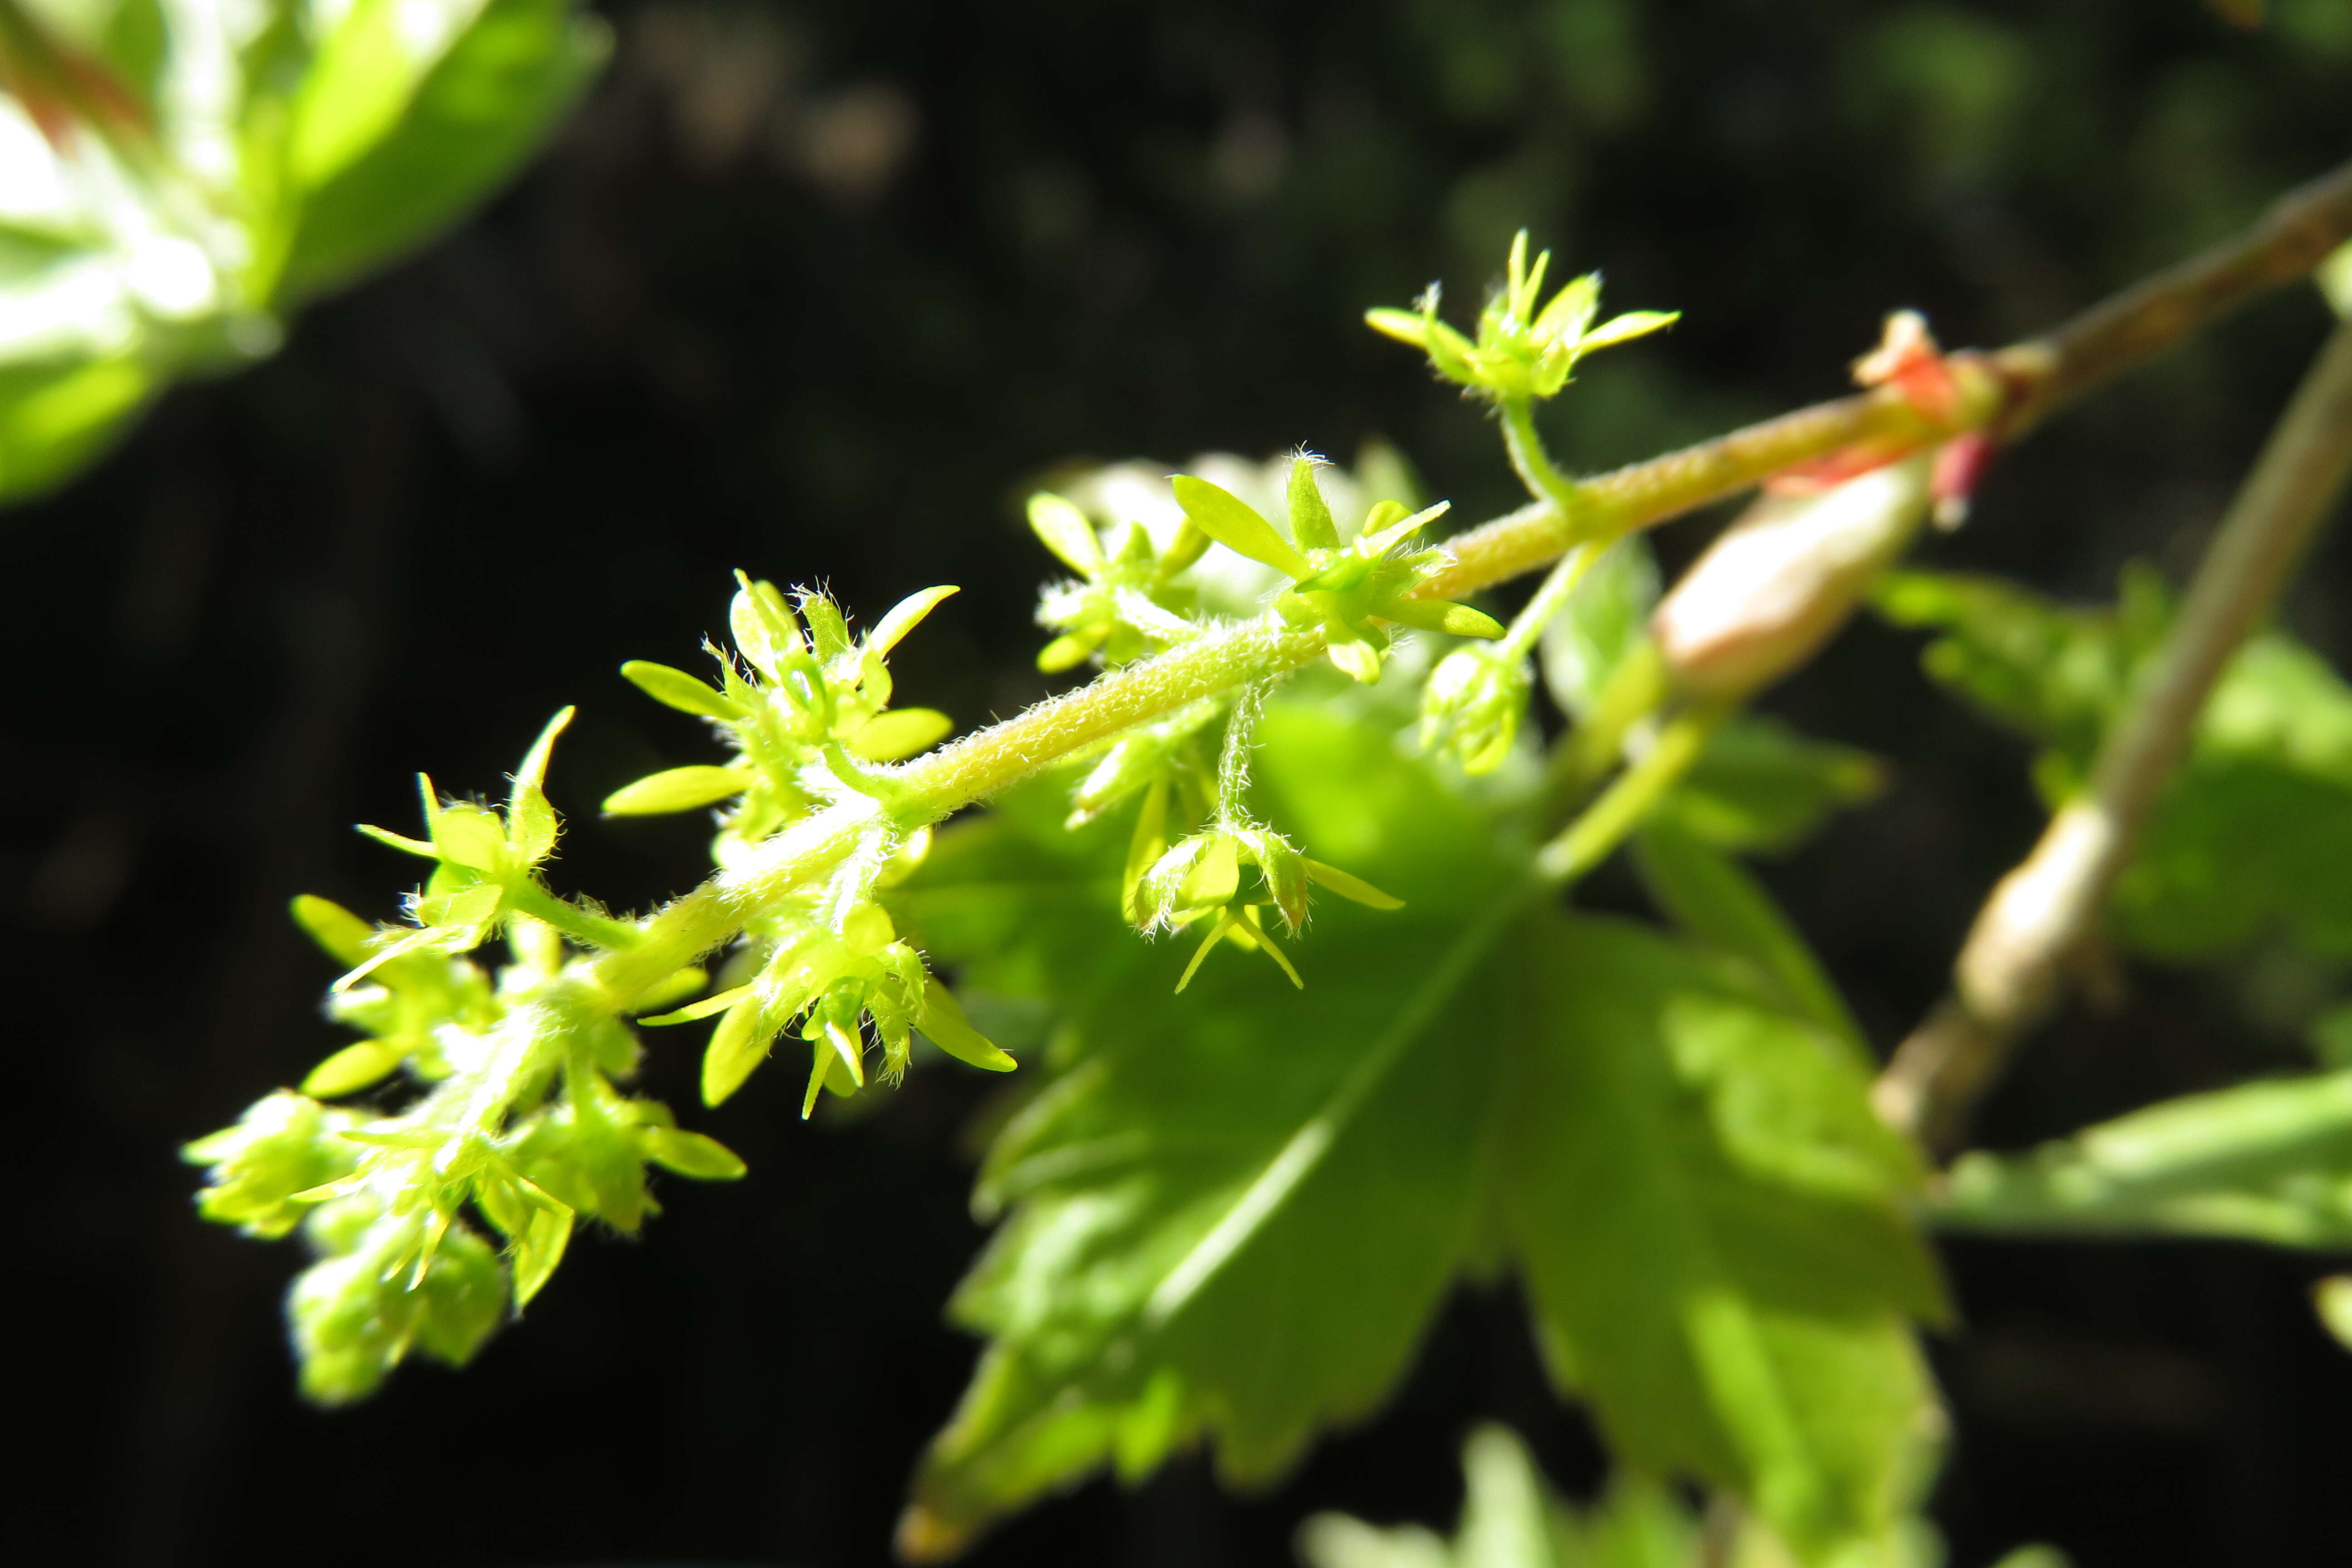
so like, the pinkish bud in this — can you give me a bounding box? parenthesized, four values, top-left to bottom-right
(1653, 453, 1933, 700)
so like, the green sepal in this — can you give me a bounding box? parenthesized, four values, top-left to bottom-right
(1172, 474, 1313, 580)
(870, 586, 960, 657)
(507, 1195, 574, 1308)
(920, 980, 1019, 1072)
(1029, 491, 1107, 578)
(640, 1125, 748, 1180)
(1286, 456, 1341, 551)
(602, 765, 752, 816)
(621, 658, 742, 720)
(1381, 598, 1506, 638)
(290, 894, 379, 967)
(851, 707, 954, 761)
(701, 994, 779, 1107)
(301, 1039, 407, 1098)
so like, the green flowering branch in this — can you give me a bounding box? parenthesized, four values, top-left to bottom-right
(186, 159, 2352, 1407)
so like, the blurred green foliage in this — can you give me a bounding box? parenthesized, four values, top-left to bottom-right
(0, 0, 605, 500)
(1876, 566, 2352, 967)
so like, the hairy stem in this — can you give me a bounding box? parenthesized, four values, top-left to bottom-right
(897, 617, 1325, 813)
(1874, 318, 2352, 1157)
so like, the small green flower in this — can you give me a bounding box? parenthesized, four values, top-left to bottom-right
(1063, 699, 1222, 830)
(345, 709, 639, 978)
(647, 897, 1014, 1115)
(288, 893, 500, 1094)
(1027, 490, 1205, 671)
(608, 574, 959, 848)
(1367, 230, 1677, 403)
(1174, 456, 1502, 683)
(1128, 819, 1402, 991)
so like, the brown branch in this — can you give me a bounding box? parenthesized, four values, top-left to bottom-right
(1424, 156, 2352, 603)
(1874, 318, 2352, 1157)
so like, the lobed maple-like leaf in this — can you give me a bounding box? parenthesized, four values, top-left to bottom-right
(886, 681, 1944, 1565)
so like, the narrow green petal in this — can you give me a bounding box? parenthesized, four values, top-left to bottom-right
(640, 1126, 748, 1180)
(641, 983, 754, 1026)
(355, 823, 437, 858)
(1580, 309, 1680, 351)
(920, 980, 1019, 1072)
(290, 894, 378, 966)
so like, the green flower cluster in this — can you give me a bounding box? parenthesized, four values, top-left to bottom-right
(185, 888, 746, 1402)
(601, 572, 1014, 1113)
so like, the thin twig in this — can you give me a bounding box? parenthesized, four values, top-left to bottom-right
(1874, 318, 2352, 1156)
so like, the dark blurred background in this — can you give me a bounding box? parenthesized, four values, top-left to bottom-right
(10, 1, 2352, 1563)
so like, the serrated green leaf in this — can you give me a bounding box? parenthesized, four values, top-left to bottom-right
(1302, 1422, 1700, 1568)
(886, 686, 1941, 1565)
(1504, 918, 1944, 1563)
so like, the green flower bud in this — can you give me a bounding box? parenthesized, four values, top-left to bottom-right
(1419, 648, 1534, 775)
(1366, 230, 1677, 403)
